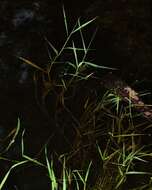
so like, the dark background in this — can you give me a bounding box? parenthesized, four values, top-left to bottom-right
(0, 0, 152, 189)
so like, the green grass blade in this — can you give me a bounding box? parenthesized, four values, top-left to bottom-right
(45, 148, 58, 190)
(84, 161, 92, 182)
(126, 171, 152, 175)
(72, 17, 97, 34)
(82, 27, 98, 62)
(21, 130, 45, 167)
(72, 41, 79, 68)
(97, 144, 104, 161)
(23, 154, 45, 167)
(0, 160, 28, 189)
(77, 19, 87, 54)
(64, 47, 93, 51)
(44, 37, 58, 56)
(63, 157, 67, 190)
(115, 175, 126, 189)
(82, 61, 116, 70)
(62, 5, 69, 36)
(77, 171, 84, 184)
(73, 173, 80, 190)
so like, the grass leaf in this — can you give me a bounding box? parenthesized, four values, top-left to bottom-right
(82, 61, 117, 70)
(19, 57, 46, 73)
(72, 17, 97, 34)
(0, 160, 28, 189)
(45, 147, 58, 190)
(45, 37, 59, 56)
(62, 5, 69, 36)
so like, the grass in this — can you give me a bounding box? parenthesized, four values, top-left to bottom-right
(0, 6, 152, 190)
(1, 108, 152, 190)
(1, 99, 152, 189)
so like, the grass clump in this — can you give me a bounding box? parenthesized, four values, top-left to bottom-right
(1, 107, 152, 190)
(0, 6, 152, 190)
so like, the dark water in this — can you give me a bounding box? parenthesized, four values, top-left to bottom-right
(0, 0, 152, 189)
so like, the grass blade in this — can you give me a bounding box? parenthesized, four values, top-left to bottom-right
(19, 57, 46, 73)
(44, 37, 59, 56)
(62, 5, 69, 36)
(84, 161, 92, 182)
(126, 171, 152, 175)
(72, 41, 79, 67)
(0, 160, 28, 189)
(72, 17, 97, 34)
(63, 157, 67, 190)
(5, 118, 20, 152)
(77, 19, 87, 54)
(45, 148, 58, 190)
(82, 61, 117, 70)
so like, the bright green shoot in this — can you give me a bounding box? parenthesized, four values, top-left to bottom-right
(45, 148, 58, 190)
(0, 160, 28, 190)
(73, 161, 92, 190)
(0, 119, 28, 190)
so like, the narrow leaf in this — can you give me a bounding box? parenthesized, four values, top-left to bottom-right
(62, 5, 69, 36)
(82, 61, 117, 70)
(72, 17, 97, 34)
(45, 37, 59, 56)
(0, 160, 28, 189)
(126, 171, 152, 175)
(19, 57, 46, 73)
